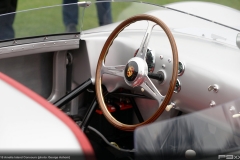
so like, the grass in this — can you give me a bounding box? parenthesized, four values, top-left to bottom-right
(13, 0, 240, 38)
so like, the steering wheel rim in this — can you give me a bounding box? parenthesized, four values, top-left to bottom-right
(95, 14, 178, 131)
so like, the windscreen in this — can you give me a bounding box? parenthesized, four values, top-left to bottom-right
(0, 0, 239, 47)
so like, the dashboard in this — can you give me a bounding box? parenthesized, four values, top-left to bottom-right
(79, 28, 240, 121)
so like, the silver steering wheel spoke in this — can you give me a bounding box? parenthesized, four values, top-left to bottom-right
(140, 75, 165, 106)
(101, 62, 125, 78)
(135, 21, 156, 60)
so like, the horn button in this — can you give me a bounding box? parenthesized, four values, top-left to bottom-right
(124, 57, 148, 87)
(125, 61, 138, 81)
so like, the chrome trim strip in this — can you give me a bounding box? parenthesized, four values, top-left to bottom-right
(78, 1, 91, 7)
(0, 34, 79, 48)
(0, 39, 79, 59)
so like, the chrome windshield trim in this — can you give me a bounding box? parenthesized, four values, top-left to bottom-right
(78, 1, 91, 7)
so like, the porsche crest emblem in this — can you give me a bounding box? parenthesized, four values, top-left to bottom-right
(127, 66, 135, 77)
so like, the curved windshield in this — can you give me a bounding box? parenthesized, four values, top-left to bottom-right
(0, 0, 239, 47)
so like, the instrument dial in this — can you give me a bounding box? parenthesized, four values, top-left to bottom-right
(134, 48, 155, 73)
(174, 79, 181, 93)
(178, 61, 185, 76)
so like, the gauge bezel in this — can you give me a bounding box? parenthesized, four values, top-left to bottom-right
(178, 61, 185, 76)
(174, 79, 181, 93)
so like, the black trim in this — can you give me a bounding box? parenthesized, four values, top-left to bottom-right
(80, 91, 108, 132)
(54, 78, 92, 108)
(130, 97, 144, 123)
(80, 97, 98, 132)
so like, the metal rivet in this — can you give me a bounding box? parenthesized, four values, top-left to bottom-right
(162, 64, 166, 69)
(141, 88, 144, 92)
(22, 47, 24, 49)
(202, 34, 205, 37)
(65, 42, 67, 44)
(168, 59, 171, 63)
(160, 55, 163, 59)
(229, 106, 236, 112)
(11, 49, 13, 51)
(208, 84, 219, 93)
(54, 43, 56, 45)
(43, 44, 45, 46)
(210, 100, 216, 107)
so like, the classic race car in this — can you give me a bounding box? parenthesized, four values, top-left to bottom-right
(0, 0, 240, 159)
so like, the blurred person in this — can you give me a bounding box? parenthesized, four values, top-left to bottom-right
(0, 0, 18, 40)
(96, 0, 112, 26)
(63, 0, 79, 32)
(62, 0, 112, 32)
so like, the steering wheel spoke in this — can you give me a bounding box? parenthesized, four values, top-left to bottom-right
(101, 63, 125, 78)
(140, 75, 165, 106)
(135, 21, 156, 60)
(95, 14, 178, 131)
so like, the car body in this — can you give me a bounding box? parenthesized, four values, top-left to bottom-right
(0, 0, 240, 159)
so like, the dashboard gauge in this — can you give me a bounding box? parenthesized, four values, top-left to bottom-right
(174, 79, 181, 93)
(178, 61, 185, 76)
(145, 49, 155, 73)
(134, 48, 155, 73)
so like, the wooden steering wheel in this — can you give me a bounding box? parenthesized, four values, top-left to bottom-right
(95, 14, 178, 131)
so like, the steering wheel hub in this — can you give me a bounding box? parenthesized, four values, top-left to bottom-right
(124, 57, 148, 87)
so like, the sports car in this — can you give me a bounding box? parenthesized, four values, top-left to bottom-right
(0, 0, 240, 159)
